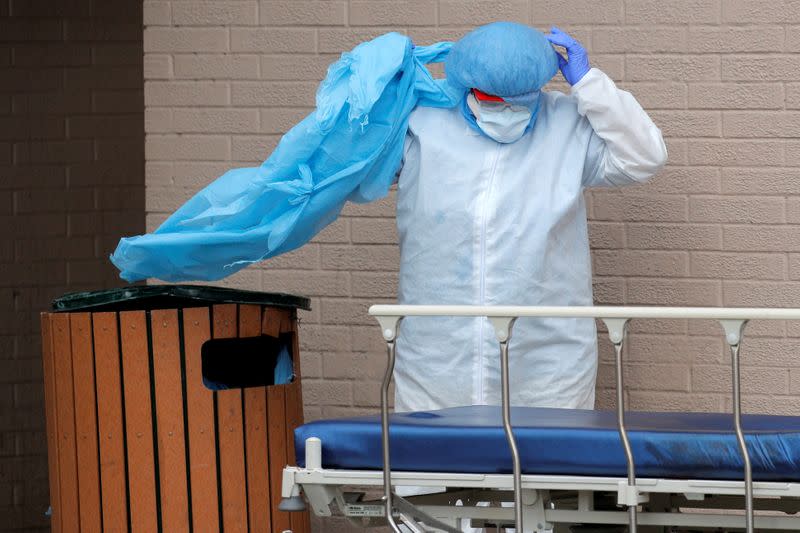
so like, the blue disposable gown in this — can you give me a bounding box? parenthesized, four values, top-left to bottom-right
(110, 33, 461, 282)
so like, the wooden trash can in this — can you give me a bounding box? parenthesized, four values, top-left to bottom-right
(40, 285, 312, 533)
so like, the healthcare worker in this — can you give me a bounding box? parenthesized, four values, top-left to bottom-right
(392, 23, 667, 415)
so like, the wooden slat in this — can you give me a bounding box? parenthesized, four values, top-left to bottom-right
(119, 311, 158, 533)
(241, 305, 271, 532)
(213, 304, 248, 533)
(283, 310, 310, 533)
(261, 307, 286, 339)
(93, 312, 129, 533)
(151, 309, 190, 533)
(40, 314, 62, 533)
(51, 313, 80, 533)
(71, 313, 102, 533)
(266, 385, 291, 532)
(182, 306, 220, 533)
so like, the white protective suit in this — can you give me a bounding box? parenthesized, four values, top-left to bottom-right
(394, 68, 667, 412)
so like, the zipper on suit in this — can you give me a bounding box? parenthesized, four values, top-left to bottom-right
(476, 143, 502, 404)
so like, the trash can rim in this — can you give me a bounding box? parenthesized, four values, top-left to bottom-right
(52, 284, 311, 312)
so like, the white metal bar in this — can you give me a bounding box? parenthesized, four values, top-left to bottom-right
(369, 304, 800, 320)
(285, 466, 800, 498)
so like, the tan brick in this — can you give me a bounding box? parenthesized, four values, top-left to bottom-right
(723, 0, 800, 23)
(723, 225, 800, 252)
(617, 82, 688, 110)
(174, 54, 259, 80)
(260, 55, 334, 81)
(788, 142, 800, 167)
(261, 244, 320, 270)
(593, 277, 624, 304)
(649, 110, 721, 138)
(320, 298, 375, 326)
(230, 135, 279, 162)
(260, 108, 311, 134)
(594, 27, 686, 53)
(752, 333, 800, 361)
(587, 222, 624, 249)
(593, 250, 688, 278)
(788, 197, 800, 224)
(688, 26, 783, 53)
(350, 217, 397, 244)
(588, 54, 624, 82)
(688, 82, 784, 110)
(298, 324, 352, 351)
(791, 370, 800, 395)
(351, 272, 398, 298)
(723, 282, 800, 309)
(318, 28, 400, 54)
(260, 1, 346, 26)
(145, 81, 229, 107)
(691, 252, 786, 281)
(627, 363, 691, 391)
(693, 365, 788, 395)
(664, 137, 689, 167)
(143, 54, 172, 80)
(688, 140, 783, 167)
(322, 351, 385, 380)
(722, 168, 800, 195)
(144, 27, 229, 53)
(788, 84, 800, 109)
(146, 134, 230, 161)
(533, 0, 622, 24)
(231, 28, 316, 53)
(722, 55, 800, 81)
(591, 191, 688, 222)
(352, 325, 387, 352)
(172, 108, 259, 134)
(170, 161, 236, 188)
(627, 278, 721, 306)
(321, 245, 399, 271)
(145, 108, 173, 133)
(627, 223, 722, 250)
(352, 380, 383, 406)
(143, 1, 171, 26)
(625, 0, 720, 24)
(737, 395, 800, 417)
(231, 81, 317, 107)
(439, 0, 528, 26)
(172, 2, 258, 26)
(688, 318, 784, 339)
(626, 55, 720, 81)
(303, 379, 352, 406)
(643, 166, 720, 195)
(349, 0, 436, 26)
(625, 335, 724, 365)
(724, 111, 800, 138)
(311, 218, 350, 244)
(790, 255, 800, 281)
(261, 270, 350, 297)
(628, 391, 722, 412)
(689, 196, 785, 224)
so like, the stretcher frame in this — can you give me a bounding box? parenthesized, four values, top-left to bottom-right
(281, 305, 800, 532)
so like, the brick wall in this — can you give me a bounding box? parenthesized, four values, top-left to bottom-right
(143, 3, 800, 530)
(0, 1, 144, 531)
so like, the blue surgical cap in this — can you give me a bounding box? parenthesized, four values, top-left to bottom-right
(445, 22, 559, 99)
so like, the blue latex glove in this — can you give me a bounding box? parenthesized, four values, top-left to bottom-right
(545, 26, 590, 86)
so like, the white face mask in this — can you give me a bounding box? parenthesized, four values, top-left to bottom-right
(467, 93, 533, 144)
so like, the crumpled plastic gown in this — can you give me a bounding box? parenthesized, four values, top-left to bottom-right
(111, 33, 462, 282)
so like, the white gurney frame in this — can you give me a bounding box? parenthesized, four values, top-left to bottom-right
(281, 305, 800, 532)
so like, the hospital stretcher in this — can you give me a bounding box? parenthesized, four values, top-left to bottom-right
(280, 306, 800, 532)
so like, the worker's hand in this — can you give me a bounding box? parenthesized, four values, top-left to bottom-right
(545, 27, 591, 86)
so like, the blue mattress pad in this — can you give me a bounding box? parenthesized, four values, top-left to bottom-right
(295, 406, 800, 481)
